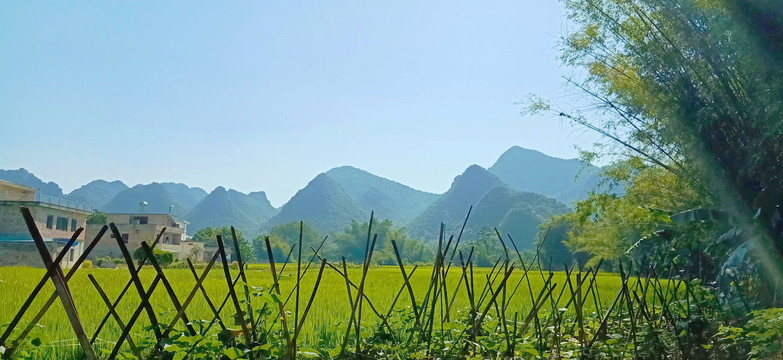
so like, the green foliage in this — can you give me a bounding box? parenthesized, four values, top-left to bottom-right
(331, 219, 395, 263)
(193, 226, 255, 261)
(254, 221, 323, 263)
(85, 210, 107, 224)
(329, 219, 434, 265)
(94, 256, 123, 267)
(536, 215, 587, 269)
(133, 246, 175, 267)
(254, 220, 434, 265)
(556, 160, 717, 272)
(468, 227, 511, 267)
(547, 0, 783, 278)
(740, 308, 783, 359)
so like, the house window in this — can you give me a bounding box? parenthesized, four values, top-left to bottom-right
(109, 233, 130, 243)
(69, 249, 75, 262)
(56, 217, 68, 230)
(70, 219, 77, 231)
(165, 236, 170, 244)
(132, 216, 148, 225)
(46, 215, 54, 229)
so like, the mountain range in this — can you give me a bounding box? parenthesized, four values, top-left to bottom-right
(0, 146, 608, 248)
(67, 180, 129, 209)
(187, 187, 277, 234)
(488, 146, 601, 204)
(325, 166, 438, 225)
(262, 173, 367, 234)
(102, 183, 208, 219)
(0, 168, 65, 197)
(406, 165, 570, 246)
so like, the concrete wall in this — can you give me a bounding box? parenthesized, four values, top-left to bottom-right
(203, 247, 232, 263)
(105, 214, 178, 227)
(0, 241, 83, 268)
(85, 223, 188, 259)
(159, 241, 204, 261)
(0, 203, 87, 241)
(0, 182, 35, 201)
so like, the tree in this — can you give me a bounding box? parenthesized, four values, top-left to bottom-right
(86, 210, 107, 224)
(465, 227, 510, 267)
(536, 215, 587, 270)
(254, 222, 323, 263)
(381, 231, 434, 265)
(331, 219, 394, 263)
(327, 218, 433, 265)
(187, 245, 203, 263)
(531, 0, 783, 278)
(133, 247, 175, 267)
(193, 226, 255, 261)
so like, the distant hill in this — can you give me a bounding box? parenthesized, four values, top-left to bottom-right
(0, 146, 592, 242)
(407, 165, 569, 248)
(488, 146, 602, 205)
(0, 168, 64, 197)
(102, 182, 207, 219)
(407, 165, 505, 240)
(325, 166, 438, 225)
(187, 187, 278, 236)
(261, 173, 367, 234)
(66, 180, 128, 209)
(470, 186, 569, 249)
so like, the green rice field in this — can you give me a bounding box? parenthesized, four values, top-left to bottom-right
(0, 265, 628, 358)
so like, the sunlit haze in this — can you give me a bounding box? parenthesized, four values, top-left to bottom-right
(0, 1, 601, 206)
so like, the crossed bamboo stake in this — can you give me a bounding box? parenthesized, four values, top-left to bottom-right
(1, 208, 105, 360)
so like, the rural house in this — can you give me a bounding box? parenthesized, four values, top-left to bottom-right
(0, 180, 91, 268)
(85, 213, 204, 261)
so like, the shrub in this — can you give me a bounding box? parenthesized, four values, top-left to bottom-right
(745, 308, 783, 358)
(95, 257, 125, 267)
(168, 260, 191, 269)
(133, 247, 175, 268)
(81, 260, 92, 269)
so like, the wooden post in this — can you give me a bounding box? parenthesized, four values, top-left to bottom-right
(19, 207, 97, 360)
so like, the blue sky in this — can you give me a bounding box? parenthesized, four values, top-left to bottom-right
(0, 1, 601, 206)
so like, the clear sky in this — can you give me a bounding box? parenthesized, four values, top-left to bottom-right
(0, 1, 601, 207)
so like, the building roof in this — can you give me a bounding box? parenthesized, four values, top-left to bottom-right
(0, 179, 36, 192)
(106, 212, 176, 215)
(0, 234, 78, 245)
(106, 212, 180, 220)
(0, 200, 92, 214)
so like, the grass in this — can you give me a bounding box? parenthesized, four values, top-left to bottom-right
(0, 265, 627, 358)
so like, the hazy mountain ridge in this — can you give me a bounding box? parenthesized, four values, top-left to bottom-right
(261, 173, 367, 235)
(325, 166, 438, 225)
(66, 180, 129, 208)
(471, 186, 570, 248)
(0, 168, 64, 197)
(406, 165, 507, 239)
(407, 165, 569, 246)
(488, 146, 601, 205)
(0, 146, 598, 248)
(187, 187, 278, 235)
(102, 182, 207, 219)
